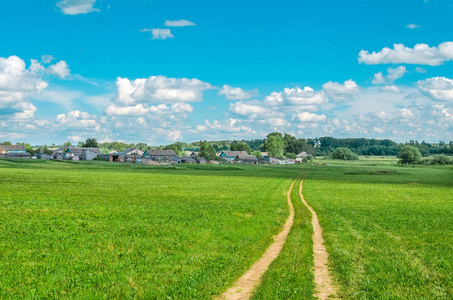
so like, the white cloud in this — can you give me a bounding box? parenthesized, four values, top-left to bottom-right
(417, 77, 453, 101)
(47, 60, 70, 79)
(114, 76, 212, 105)
(105, 103, 171, 116)
(322, 79, 361, 101)
(381, 85, 401, 93)
(358, 42, 453, 66)
(195, 119, 255, 134)
(265, 87, 327, 107)
(399, 108, 414, 118)
(372, 66, 406, 84)
(229, 101, 270, 118)
(164, 20, 196, 27)
(218, 85, 253, 100)
(56, 110, 99, 130)
(56, 0, 100, 15)
(0, 56, 48, 119)
(406, 24, 421, 29)
(41, 55, 55, 64)
(140, 28, 174, 40)
(297, 112, 326, 122)
(415, 67, 427, 73)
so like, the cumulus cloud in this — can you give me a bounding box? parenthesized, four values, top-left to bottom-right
(0, 56, 48, 120)
(140, 28, 174, 40)
(381, 85, 401, 93)
(56, 110, 99, 130)
(47, 60, 70, 79)
(114, 76, 212, 105)
(406, 24, 421, 29)
(229, 101, 272, 119)
(415, 67, 427, 73)
(41, 55, 55, 64)
(56, 0, 100, 15)
(265, 87, 327, 107)
(372, 66, 406, 85)
(164, 20, 196, 27)
(297, 112, 327, 122)
(322, 79, 361, 101)
(218, 85, 254, 100)
(195, 118, 255, 134)
(359, 42, 453, 66)
(417, 77, 453, 101)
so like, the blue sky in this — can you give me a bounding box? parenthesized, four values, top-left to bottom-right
(1, 0, 452, 145)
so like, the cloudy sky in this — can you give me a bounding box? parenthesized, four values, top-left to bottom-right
(1, 0, 453, 145)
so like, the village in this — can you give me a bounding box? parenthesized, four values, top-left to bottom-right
(0, 144, 312, 165)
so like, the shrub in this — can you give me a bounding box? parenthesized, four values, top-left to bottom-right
(431, 155, 452, 165)
(332, 148, 359, 160)
(285, 152, 297, 159)
(398, 146, 422, 164)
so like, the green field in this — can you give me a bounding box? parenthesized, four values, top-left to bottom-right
(1, 158, 453, 299)
(0, 160, 300, 299)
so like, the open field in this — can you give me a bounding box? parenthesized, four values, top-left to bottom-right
(0, 160, 301, 299)
(304, 161, 453, 299)
(1, 158, 453, 299)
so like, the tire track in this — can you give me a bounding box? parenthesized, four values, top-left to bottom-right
(299, 177, 338, 299)
(218, 176, 299, 300)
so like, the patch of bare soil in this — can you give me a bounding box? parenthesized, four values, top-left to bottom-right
(218, 176, 299, 300)
(299, 178, 338, 299)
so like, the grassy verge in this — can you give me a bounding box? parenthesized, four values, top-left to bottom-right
(252, 176, 315, 299)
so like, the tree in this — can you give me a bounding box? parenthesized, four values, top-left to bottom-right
(230, 142, 252, 154)
(264, 133, 284, 159)
(63, 141, 72, 147)
(199, 141, 216, 160)
(398, 145, 422, 164)
(332, 147, 359, 160)
(83, 138, 98, 148)
(252, 150, 262, 157)
(1, 141, 12, 146)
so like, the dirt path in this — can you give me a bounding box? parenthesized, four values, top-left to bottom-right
(218, 176, 299, 300)
(299, 177, 338, 299)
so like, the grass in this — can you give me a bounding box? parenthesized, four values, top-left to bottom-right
(0, 160, 301, 299)
(1, 158, 453, 299)
(303, 162, 453, 299)
(251, 176, 315, 299)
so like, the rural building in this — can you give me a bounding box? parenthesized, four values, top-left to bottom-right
(0, 145, 31, 159)
(265, 157, 286, 164)
(108, 148, 143, 162)
(143, 149, 178, 161)
(197, 157, 207, 164)
(220, 151, 249, 162)
(180, 155, 197, 164)
(235, 154, 258, 164)
(36, 153, 52, 160)
(64, 147, 102, 161)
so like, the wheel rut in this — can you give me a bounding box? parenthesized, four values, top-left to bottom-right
(218, 176, 299, 300)
(299, 177, 338, 299)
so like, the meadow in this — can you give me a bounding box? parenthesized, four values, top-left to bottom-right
(303, 158, 453, 299)
(1, 158, 452, 299)
(0, 160, 301, 299)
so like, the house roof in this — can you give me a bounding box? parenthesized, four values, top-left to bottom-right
(297, 152, 309, 158)
(0, 145, 26, 151)
(221, 151, 248, 157)
(236, 154, 258, 161)
(66, 147, 102, 154)
(145, 149, 177, 156)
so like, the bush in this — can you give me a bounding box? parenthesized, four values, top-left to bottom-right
(398, 146, 422, 164)
(285, 152, 297, 159)
(93, 156, 108, 161)
(332, 148, 359, 160)
(431, 155, 452, 165)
